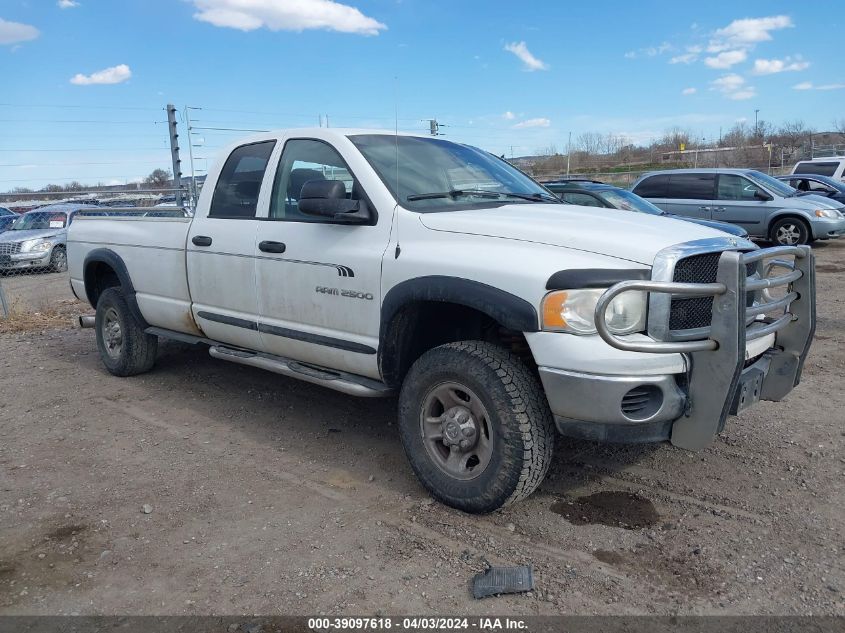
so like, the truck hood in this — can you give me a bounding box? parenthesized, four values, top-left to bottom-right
(0, 229, 63, 243)
(418, 203, 750, 265)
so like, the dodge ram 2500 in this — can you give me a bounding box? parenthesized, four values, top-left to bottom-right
(68, 129, 815, 513)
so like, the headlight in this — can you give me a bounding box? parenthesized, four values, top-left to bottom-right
(21, 239, 53, 252)
(814, 208, 841, 219)
(542, 288, 647, 335)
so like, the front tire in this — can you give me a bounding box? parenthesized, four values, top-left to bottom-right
(398, 341, 554, 513)
(770, 217, 811, 246)
(49, 246, 67, 273)
(95, 287, 157, 377)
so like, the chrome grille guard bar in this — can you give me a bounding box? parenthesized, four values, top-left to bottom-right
(594, 245, 815, 451)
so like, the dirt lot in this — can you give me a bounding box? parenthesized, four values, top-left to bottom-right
(0, 243, 843, 616)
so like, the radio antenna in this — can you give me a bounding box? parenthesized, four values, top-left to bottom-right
(393, 76, 401, 258)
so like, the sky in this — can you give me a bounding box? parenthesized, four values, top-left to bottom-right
(0, 0, 843, 190)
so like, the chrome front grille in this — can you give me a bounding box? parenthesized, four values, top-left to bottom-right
(0, 242, 22, 256)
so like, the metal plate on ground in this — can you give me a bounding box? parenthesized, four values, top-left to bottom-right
(472, 565, 534, 599)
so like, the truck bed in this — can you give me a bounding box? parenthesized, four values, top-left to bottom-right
(67, 216, 200, 335)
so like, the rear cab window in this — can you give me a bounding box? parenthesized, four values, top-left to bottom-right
(209, 141, 277, 219)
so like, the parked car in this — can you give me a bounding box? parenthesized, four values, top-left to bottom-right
(790, 156, 845, 181)
(0, 203, 98, 273)
(776, 174, 845, 206)
(68, 129, 814, 513)
(543, 180, 749, 238)
(0, 206, 16, 234)
(631, 168, 845, 246)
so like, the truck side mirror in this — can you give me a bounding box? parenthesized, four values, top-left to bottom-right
(298, 180, 371, 224)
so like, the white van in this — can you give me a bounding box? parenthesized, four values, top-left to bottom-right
(790, 156, 845, 181)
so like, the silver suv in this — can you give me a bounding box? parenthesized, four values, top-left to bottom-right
(631, 168, 845, 246)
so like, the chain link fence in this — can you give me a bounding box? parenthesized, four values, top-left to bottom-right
(0, 201, 190, 333)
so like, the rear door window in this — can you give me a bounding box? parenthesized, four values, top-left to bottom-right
(794, 162, 838, 177)
(632, 174, 670, 198)
(209, 141, 276, 218)
(666, 173, 716, 200)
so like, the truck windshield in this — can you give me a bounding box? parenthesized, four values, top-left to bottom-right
(12, 211, 67, 230)
(348, 134, 555, 211)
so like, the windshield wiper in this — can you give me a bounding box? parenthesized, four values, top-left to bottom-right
(499, 191, 559, 203)
(406, 189, 502, 201)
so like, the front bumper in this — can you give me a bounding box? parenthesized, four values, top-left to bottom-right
(540, 245, 815, 450)
(0, 251, 51, 270)
(811, 216, 845, 239)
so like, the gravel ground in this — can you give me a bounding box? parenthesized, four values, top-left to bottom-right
(0, 242, 843, 616)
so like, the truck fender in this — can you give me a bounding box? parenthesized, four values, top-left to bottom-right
(82, 248, 148, 328)
(378, 276, 539, 385)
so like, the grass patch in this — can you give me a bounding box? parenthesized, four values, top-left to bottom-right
(0, 298, 83, 334)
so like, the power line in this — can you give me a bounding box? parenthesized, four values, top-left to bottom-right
(0, 102, 163, 112)
(0, 119, 167, 124)
(0, 160, 169, 167)
(0, 147, 170, 152)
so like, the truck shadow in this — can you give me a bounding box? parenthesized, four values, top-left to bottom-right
(149, 340, 668, 507)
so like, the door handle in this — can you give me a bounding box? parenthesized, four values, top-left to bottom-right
(698, 206, 711, 211)
(259, 240, 286, 254)
(192, 235, 212, 247)
(712, 206, 726, 212)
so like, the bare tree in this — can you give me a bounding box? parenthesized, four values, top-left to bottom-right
(143, 168, 172, 189)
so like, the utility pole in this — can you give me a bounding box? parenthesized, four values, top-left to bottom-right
(425, 119, 441, 135)
(754, 109, 760, 137)
(184, 106, 201, 208)
(166, 104, 183, 207)
(566, 131, 572, 176)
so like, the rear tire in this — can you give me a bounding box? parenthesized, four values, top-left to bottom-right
(770, 217, 811, 246)
(398, 341, 554, 513)
(95, 287, 157, 377)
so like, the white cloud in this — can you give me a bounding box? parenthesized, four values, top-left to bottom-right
(710, 73, 756, 100)
(728, 89, 756, 100)
(704, 49, 747, 69)
(0, 17, 40, 45)
(191, 0, 386, 36)
(751, 56, 810, 75)
(792, 81, 845, 91)
(513, 117, 550, 129)
(58, 0, 80, 8)
(504, 41, 548, 71)
(670, 53, 697, 64)
(625, 42, 672, 59)
(681, 87, 697, 95)
(502, 111, 515, 120)
(70, 64, 132, 85)
(711, 15, 793, 48)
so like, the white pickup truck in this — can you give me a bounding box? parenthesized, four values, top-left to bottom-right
(68, 129, 815, 513)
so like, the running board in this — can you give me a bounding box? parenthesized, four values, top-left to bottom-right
(208, 345, 392, 398)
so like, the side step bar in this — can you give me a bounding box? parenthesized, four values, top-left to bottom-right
(146, 325, 393, 398)
(209, 345, 392, 398)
